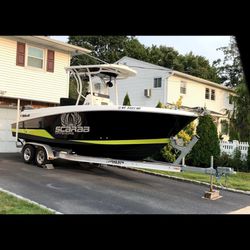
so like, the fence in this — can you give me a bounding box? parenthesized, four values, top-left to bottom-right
(220, 140, 249, 160)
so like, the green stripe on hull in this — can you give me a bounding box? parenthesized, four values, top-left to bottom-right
(11, 129, 54, 139)
(12, 129, 169, 145)
(72, 138, 169, 145)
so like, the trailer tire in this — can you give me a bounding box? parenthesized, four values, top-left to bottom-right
(35, 147, 48, 167)
(22, 144, 35, 164)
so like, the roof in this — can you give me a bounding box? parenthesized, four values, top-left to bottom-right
(12, 36, 91, 55)
(116, 56, 235, 93)
(116, 56, 171, 71)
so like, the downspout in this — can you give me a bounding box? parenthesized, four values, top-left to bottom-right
(163, 71, 174, 105)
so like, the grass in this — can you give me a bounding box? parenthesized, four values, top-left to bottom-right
(142, 169, 250, 191)
(0, 191, 54, 214)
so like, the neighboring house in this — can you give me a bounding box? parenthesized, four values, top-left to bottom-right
(0, 36, 90, 152)
(110, 56, 235, 140)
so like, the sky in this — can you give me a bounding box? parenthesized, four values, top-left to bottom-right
(50, 36, 231, 65)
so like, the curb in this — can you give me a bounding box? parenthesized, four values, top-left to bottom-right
(116, 166, 250, 196)
(0, 187, 63, 214)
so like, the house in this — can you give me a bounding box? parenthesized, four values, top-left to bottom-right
(110, 56, 235, 140)
(0, 36, 90, 152)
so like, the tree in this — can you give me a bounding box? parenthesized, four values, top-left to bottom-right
(123, 37, 148, 61)
(230, 83, 250, 142)
(123, 93, 131, 106)
(213, 36, 244, 87)
(68, 36, 220, 83)
(187, 115, 220, 167)
(68, 36, 129, 65)
(179, 52, 220, 83)
(215, 37, 250, 142)
(68, 36, 148, 65)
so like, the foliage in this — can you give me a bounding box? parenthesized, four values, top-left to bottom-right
(178, 52, 220, 82)
(0, 191, 53, 214)
(213, 36, 244, 87)
(214, 36, 250, 142)
(184, 121, 196, 138)
(216, 150, 249, 172)
(161, 142, 177, 162)
(175, 96, 183, 109)
(123, 93, 131, 106)
(230, 83, 250, 142)
(156, 101, 164, 108)
(144, 169, 250, 191)
(177, 130, 191, 145)
(216, 153, 232, 168)
(69, 78, 78, 100)
(68, 36, 220, 83)
(186, 115, 220, 167)
(220, 119, 229, 135)
(231, 148, 242, 172)
(247, 146, 250, 170)
(154, 98, 196, 161)
(68, 36, 130, 65)
(175, 96, 195, 145)
(69, 78, 89, 103)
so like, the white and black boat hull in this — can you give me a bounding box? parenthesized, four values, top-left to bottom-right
(12, 107, 197, 160)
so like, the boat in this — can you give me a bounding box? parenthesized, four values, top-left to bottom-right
(12, 64, 198, 160)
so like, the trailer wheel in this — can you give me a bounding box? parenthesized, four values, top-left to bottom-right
(22, 144, 35, 164)
(35, 147, 48, 167)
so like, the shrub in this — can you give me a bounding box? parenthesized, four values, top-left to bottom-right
(216, 150, 248, 172)
(156, 101, 164, 108)
(123, 93, 131, 106)
(186, 115, 220, 167)
(161, 142, 177, 162)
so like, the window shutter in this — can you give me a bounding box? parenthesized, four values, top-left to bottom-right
(47, 50, 55, 72)
(16, 42, 25, 66)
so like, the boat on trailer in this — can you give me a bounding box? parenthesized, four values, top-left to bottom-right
(12, 64, 197, 161)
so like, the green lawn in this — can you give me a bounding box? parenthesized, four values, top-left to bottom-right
(142, 169, 250, 191)
(0, 191, 54, 214)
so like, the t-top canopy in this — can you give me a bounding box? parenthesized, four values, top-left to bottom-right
(65, 64, 137, 79)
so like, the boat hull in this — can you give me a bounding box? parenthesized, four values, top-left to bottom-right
(12, 109, 196, 160)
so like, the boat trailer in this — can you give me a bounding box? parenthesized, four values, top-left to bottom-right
(19, 135, 235, 179)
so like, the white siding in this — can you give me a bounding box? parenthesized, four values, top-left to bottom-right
(167, 75, 234, 113)
(110, 57, 168, 107)
(0, 37, 71, 104)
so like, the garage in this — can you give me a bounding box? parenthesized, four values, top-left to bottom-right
(0, 107, 20, 152)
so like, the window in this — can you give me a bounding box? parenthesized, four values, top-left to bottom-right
(211, 89, 215, 100)
(180, 81, 186, 94)
(27, 46, 44, 69)
(205, 88, 210, 99)
(154, 78, 162, 88)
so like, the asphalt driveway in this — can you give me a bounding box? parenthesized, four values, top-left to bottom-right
(0, 153, 249, 214)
